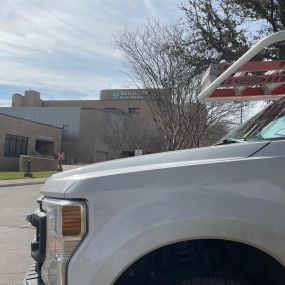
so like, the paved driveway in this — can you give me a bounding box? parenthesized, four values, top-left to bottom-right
(0, 165, 87, 284)
(0, 184, 40, 285)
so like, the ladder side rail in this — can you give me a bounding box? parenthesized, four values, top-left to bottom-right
(218, 60, 285, 75)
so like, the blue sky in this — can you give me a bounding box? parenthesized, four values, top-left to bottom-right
(0, 0, 181, 106)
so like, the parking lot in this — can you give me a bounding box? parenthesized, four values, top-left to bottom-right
(0, 184, 40, 285)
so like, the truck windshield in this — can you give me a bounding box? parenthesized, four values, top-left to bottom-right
(224, 97, 285, 142)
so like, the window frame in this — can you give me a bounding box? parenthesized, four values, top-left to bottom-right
(4, 134, 28, 157)
(128, 108, 140, 116)
(62, 124, 69, 134)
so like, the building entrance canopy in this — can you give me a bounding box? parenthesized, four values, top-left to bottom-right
(37, 135, 55, 142)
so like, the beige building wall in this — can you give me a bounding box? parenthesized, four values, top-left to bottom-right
(12, 89, 153, 118)
(13, 90, 42, 107)
(0, 113, 62, 170)
(43, 98, 152, 118)
(19, 156, 58, 172)
(9, 89, 158, 164)
(62, 109, 109, 164)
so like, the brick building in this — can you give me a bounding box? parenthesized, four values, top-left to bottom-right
(0, 89, 157, 165)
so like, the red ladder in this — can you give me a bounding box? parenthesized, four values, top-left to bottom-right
(199, 31, 285, 102)
(203, 60, 285, 101)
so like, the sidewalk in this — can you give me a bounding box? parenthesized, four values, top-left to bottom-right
(0, 164, 84, 188)
(0, 177, 48, 188)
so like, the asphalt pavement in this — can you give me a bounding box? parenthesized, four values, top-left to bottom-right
(0, 164, 86, 284)
(0, 184, 41, 285)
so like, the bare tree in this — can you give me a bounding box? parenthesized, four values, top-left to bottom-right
(99, 110, 163, 159)
(115, 20, 238, 150)
(99, 111, 126, 159)
(124, 115, 163, 154)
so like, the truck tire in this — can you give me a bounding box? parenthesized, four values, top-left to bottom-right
(152, 268, 253, 285)
(176, 277, 250, 285)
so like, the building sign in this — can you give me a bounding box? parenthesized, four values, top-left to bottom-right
(112, 92, 121, 100)
(111, 90, 145, 100)
(135, 149, 143, 156)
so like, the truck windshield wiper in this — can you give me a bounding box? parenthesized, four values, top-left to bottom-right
(215, 138, 246, 145)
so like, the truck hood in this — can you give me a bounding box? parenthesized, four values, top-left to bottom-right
(41, 141, 269, 198)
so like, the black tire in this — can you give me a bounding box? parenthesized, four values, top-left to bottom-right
(151, 267, 253, 285)
(176, 277, 249, 285)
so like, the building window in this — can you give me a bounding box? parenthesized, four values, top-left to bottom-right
(63, 124, 69, 134)
(128, 108, 140, 116)
(4, 134, 28, 157)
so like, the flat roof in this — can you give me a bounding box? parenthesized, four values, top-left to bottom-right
(0, 112, 62, 129)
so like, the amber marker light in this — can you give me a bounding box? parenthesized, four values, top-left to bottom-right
(62, 205, 82, 236)
(41, 198, 87, 285)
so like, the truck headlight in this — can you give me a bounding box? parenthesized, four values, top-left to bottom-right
(41, 198, 87, 285)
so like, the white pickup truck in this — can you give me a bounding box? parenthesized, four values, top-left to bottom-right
(23, 32, 285, 285)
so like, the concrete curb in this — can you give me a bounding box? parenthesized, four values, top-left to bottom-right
(0, 179, 47, 188)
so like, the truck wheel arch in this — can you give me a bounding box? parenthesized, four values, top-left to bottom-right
(105, 219, 285, 285)
(113, 238, 285, 285)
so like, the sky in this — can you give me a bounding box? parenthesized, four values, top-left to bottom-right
(0, 0, 181, 106)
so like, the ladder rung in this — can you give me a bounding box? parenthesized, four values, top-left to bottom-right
(221, 74, 285, 87)
(217, 60, 285, 75)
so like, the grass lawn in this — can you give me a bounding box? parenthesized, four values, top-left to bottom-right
(0, 171, 57, 180)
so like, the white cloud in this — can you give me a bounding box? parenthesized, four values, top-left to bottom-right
(0, 0, 179, 100)
(0, 98, 10, 107)
(0, 61, 123, 96)
(144, 0, 157, 15)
